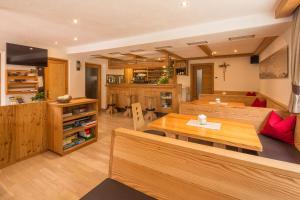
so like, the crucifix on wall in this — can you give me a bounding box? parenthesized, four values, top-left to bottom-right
(219, 62, 230, 81)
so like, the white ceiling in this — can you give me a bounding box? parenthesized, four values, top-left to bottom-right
(0, 0, 283, 50)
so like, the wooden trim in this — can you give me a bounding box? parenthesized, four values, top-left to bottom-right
(48, 57, 68, 62)
(257, 92, 289, 111)
(187, 53, 253, 60)
(198, 45, 212, 56)
(275, 0, 300, 18)
(157, 49, 184, 60)
(190, 63, 214, 100)
(122, 53, 147, 59)
(254, 36, 278, 55)
(85, 62, 102, 111)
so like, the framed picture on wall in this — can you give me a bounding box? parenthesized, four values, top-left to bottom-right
(259, 46, 288, 79)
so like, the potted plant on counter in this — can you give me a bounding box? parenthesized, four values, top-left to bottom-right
(31, 92, 45, 102)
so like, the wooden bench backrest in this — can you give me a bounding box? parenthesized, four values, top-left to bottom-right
(199, 94, 256, 106)
(179, 102, 280, 131)
(110, 128, 300, 200)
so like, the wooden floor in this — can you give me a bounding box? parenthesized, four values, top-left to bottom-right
(0, 112, 134, 200)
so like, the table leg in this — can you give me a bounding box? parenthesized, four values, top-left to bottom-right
(177, 135, 188, 141)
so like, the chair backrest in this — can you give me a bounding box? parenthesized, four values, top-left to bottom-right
(110, 128, 300, 200)
(132, 103, 145, 131)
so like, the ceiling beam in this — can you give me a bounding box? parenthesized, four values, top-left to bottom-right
(91, 55, 124, 61)
(121, 53, 148, 60)
(275, 0, 300, 18)
(254, 36, 278, 55)
(187, 53, 253, 60)
(157, 49, 184, 60)
(198, 45, 213, 56)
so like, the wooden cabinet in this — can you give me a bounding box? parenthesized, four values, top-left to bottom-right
(47, 98, 98, 155)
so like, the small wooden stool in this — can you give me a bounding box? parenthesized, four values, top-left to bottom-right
(123, 94, 135, 117)
(144, 96, 157, 121)
(106, 93, 118, 115)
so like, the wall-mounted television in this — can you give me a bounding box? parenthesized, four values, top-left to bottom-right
(6, 43, 48, 67)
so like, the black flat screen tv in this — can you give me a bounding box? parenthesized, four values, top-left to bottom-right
(6, 43, 48, 67)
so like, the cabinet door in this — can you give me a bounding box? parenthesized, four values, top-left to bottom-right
(45, 58, 68, 100)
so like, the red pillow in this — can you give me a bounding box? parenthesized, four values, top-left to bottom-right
(260, 111, 297, 144)
(246, 92, 257, 96)
(251, 98, 267, 107)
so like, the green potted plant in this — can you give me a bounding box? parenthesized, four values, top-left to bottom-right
(31, 92, 45, 102)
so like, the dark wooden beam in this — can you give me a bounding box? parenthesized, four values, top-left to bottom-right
(275, 0, 300, 18)
(187, 53, 253, 60)
(254, 36, 278, 55)
(198, 45, 213, 56)
(157, 49, 184, 60)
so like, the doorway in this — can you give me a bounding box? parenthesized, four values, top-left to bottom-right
(85, 63, 101, 111)
(190, 63, 214, 100)
(45, 58, 68, 100)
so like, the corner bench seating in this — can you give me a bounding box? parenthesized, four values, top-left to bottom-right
(83, 128, 300, 200)
(179, 102, 300, 164)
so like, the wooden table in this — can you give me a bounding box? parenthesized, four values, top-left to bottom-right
(148, 113, 262, 152)
(191, 100, 246, 107)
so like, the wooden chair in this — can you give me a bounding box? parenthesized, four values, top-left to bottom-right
(131, 103, 165, 137)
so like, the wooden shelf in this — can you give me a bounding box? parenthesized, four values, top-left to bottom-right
(48, 98, 98, 156)
(63, 124, 97, 137)
(7, 76, 38, 80)
(63, 138, 97, 155)
(7, 90, 37, 95)
(63, 111, 97, 122)
(8, 82, 38, 85)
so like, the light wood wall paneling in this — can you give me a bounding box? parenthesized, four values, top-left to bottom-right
(111, 128, 300, 200)
(0, 102, 47, 169)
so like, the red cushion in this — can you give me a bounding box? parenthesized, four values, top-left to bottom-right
(260, 111, 297, 144)
(246, 92, 257, 96)
(251, 98, 267, 107)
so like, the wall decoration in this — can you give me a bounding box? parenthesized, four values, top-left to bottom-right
(259, 46, 288, 79)
(219, 62, 230, 81)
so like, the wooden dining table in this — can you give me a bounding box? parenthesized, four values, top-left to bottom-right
(191, 100, 246, 107)
(147, 113, 263, 152)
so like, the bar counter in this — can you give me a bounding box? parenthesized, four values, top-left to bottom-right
(106, 83, 182, 113)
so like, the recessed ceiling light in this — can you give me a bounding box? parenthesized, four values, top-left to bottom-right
(29, 47, 33, 50)
(73, 19, 78, 24)
(74, 37, 78, 41)
(234, 49, 238, 53)
(228, 35, 255, 41)
(212, 51, 217, 55)
(181, 0, 189, 8)
(54, 41, 58, 45)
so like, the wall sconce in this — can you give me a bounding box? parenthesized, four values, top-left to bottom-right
(76, 60, 81, 71)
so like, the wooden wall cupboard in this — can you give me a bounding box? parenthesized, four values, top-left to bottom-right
(47, 98, 98, 155)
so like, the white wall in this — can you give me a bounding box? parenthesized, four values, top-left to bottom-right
(177, 56, 260, 92)
(259, 28, 291, 106)
(68, 55, 109, 109)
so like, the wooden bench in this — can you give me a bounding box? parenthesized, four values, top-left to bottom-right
(199, 94, 257, 106)
(102, 128, 300, 200)
(179, 102, 300, 163)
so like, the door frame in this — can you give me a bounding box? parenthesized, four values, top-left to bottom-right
(46, 57, 69, 99)
(190, 63, 214, 100)
(85, 62, 102, 111)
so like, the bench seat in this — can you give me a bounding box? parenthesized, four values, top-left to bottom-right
(81, 178, 155, 200)
(258, 134, 300, 164)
